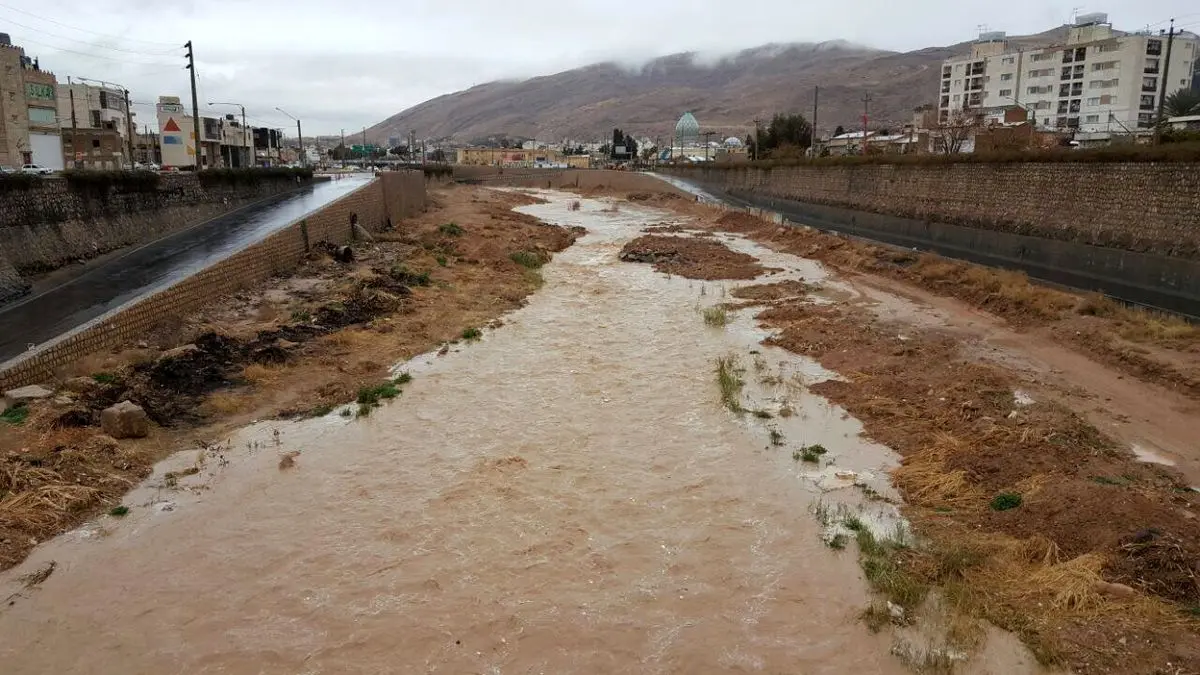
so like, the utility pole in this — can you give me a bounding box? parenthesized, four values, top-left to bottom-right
(185, 40, 201, 169)
(67, 77, 77, 129)
(1154, 19, 1176, 145)
(123, 89, 135, 167)
(811, 86, 819, 156)
(861, 93, 873, 155)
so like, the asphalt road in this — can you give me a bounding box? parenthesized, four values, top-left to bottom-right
(0, 175, 373, 366)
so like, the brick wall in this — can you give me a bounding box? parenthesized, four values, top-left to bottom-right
(0, 174, 426, 390)
(379, 170, 427, 225)
(0, 254, 27, 304)
(668, 162, 1200, 259)
(0, 173, 316, 274)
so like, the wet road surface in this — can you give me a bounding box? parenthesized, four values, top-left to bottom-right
(0, 175, 372, 365)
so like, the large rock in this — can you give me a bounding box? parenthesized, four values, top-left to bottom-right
(100, 401, 150, 439)
(3, 385, 54, 406)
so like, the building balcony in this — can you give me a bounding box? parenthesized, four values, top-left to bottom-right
(1144, 66, 1159, 74)
(1142, 85, 1158, 92)
(1139, 103, 1157, 111)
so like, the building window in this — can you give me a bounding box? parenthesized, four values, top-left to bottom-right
(92, 139, 101, 148)
(1002, 56, 1015, 65)
(1000, 73, 1013, 81)
(1145, 58, 1160, 74)
(91, 110, 102, 127)
(1140, 94, 1156, 110)
(1074, 47, 1087, 61)
(1092, 61, 1118, 71)
(1058, 100, 1070, 114)
(1030, 52, 1049, 62)
(1142, 76, 1157, 92)
(1056, 116, 1068, 127)
(1072, 82, 1084, 96)
(1087, 97, 1100, 106)
(1067, 117, 1080, 128)
(1085, 114, 1100, 123)
(1100, 94, 1115, 105)
(999, 88, 1013, 97)
(1069, 99, 1081, 113)
(1147, 39, 1162, 56)
(940, 95, 950, 108)
(1059, 83, 1072, 97)
(942, 66, 952, 79)
(1062, 50, 1074, 63)
(1097, 43, 1121, 53)
(26, 106, 56, 125)
(1138, 112, 1155, 127)
(953, 79, 961, 87)
(1061, 66, 1073, 80)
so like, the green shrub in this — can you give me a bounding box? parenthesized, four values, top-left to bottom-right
(1, 404, 29, 425)
(438, 222, 464, 236)
(356, 382, 401, 407)
(92, 372, 119, 384)
(108, 505, 130, 517)
(989, 492, 1023, 511)
(509, 251, 545, 269)
(0, 172, 41, 192)
(62, 169, 161, 197)
(196, 166, 313, 188)
(462, 327, 483, 341)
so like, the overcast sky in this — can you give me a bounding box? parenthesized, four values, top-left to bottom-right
(2, 0, 1194, 136)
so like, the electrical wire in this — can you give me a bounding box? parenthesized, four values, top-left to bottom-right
(11, 35, 181, 67)
(0, 14, 181, 55)
(0, 1, 178, 47)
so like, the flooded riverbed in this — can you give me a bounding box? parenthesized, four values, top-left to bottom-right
(1, 192, 926, 673)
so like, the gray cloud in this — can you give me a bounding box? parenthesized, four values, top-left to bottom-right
(2, 0, 1194, 135)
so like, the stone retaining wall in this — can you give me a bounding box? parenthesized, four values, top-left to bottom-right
(0, 171, 424, 390)
(667, 162, 1200, 260)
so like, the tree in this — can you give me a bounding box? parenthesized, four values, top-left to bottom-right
(758, 113, 813, 157)
(642, 146, 658, 161)
(933, 108, 984, 154)
(1163, 89, 1200, 117)
(390, 145, 410, 159)
(833, 125, 846, 137)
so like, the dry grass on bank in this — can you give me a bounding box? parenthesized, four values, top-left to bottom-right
(747, 285, 1200, 673)
(706, 210, 1200, 399)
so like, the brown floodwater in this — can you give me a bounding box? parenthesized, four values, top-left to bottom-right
(0, 191, 1037, 674)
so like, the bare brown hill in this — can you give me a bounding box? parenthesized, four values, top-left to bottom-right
(368, 28, 1070, 144)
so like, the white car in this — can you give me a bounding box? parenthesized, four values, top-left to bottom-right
(21, 164, 54, 175)
(133, 162, 160, 171)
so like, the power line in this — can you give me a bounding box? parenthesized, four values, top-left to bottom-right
(0, 1, 178, 47)
(0, 14, 181, 55)
(11, 35, 181, 67)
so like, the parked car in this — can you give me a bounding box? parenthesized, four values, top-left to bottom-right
(133, 162, 161, 171)
(20, 164, 54, 175)
(0, 165, 15, 174)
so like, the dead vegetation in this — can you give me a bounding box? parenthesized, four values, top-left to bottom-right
(743, 285, 1200, 673)
(0, 184, 582, 572)
(706, 210, 1200, 399)
(619, 234, 765, 280)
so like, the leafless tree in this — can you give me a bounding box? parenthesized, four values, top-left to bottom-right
(933, 107, 984, 154)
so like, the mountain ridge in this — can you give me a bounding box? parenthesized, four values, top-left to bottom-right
(366, 28, 1070, 144)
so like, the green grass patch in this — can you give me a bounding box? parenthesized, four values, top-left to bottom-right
(1, 404, 29, 425)
(290, 308, 312, 323)
(307, 403, 335, 418)
(796, 443, 828, 463)
(462, 327, 483, 341)
(435, 255, 448, 267)
(438, 222, 464, 236)
(394, 372, 413, 385)
(843, 515, 865, 532)
(857, 527, 928, 610)
(108, 505, 130, 517)
(92, 372, 119, 384)
(702, 306, 729, 327)
(828, 533, 848, 550)
(989, 492, 1023, 511)
(389, 265, 432, 287)
(715, 355, 744, 413)
(769, 428, 785, 446)
(509, 251, 544, 269)
(357, 382, 401, 407)
(340, 408, 353, 418)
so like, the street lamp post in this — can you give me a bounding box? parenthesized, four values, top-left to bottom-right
(77, 77, 136, 168)
(276, 108, 305, 167)
(208, 101, 249, 168)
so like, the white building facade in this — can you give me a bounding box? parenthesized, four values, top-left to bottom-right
(939, 14, 1197, 134)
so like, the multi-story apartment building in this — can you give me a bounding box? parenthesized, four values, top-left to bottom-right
(0, 33, 62, 169)
(57, 81, 133, 164)
(939, 13, 1198, 134)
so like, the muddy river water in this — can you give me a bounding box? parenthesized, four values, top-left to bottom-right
(0, 192, 1038, 673)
